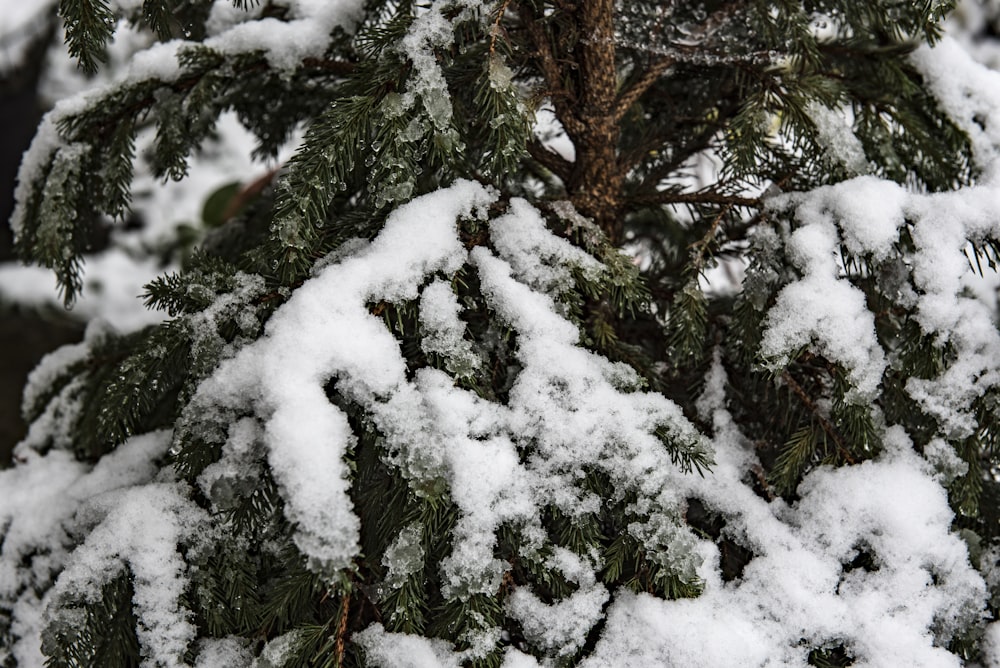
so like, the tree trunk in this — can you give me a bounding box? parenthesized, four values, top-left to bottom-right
(568, 0, 624, 243)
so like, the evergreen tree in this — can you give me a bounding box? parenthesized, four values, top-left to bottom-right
(4, 0, 1000, 665)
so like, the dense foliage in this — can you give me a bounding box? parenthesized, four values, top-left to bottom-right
(4, 0, 1000, 666)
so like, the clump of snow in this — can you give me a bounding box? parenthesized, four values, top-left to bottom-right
(382, 523, 426, 590)
(761, 184, 891, 401)
(396, 1, 485, 130)
(489, 198, 603, 297)
(579, 366, 986, 667)
(506, 548, 609, 658)
(196, 417, 264, 511)
(419, 279, 481, 377)
(922, 437, 970, 485)
(254, 629, 308, 668)
(193, 637, 254, 668)
(0, 431, 173, 666)
(355, 623, 464, 668)
(807, 102, 870, 175)
(45, 483, 206, 668)
(18, 320, 108, 433)
(912, 36, 1000, 176)
(763, 142, 1000, 430)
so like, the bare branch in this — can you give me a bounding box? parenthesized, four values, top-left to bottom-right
(614, 55, 675, 122)
(781, 371, 857, 465)
(629, 190, 761, 209)
(527, 138, 573, 182)
(513, 2, 583, 136)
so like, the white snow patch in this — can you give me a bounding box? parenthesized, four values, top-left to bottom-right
(0, 432, 173, 666)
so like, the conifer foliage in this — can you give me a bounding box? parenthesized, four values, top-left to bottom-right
(5, 0, 1000, 665)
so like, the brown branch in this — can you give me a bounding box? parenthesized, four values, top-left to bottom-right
(630, 190, 761, 209)
(613, 55, 675, 122)
(526, 138, 572, 182)
(334, 590, 350, 665)
(221, 166, 281, 221)
(781, 370, 857, 465)
(489, 0, 512, 56)
(513, 2, 583, 136)
(570, 0, 624, 241)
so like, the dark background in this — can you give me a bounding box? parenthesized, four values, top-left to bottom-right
(1, 19, 84, 463)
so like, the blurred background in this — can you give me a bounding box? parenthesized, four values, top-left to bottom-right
(1, 5, 81, 458)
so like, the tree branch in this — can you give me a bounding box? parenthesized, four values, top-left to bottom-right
(614, 55, 675, 122)
(513, 2, 583, 136)
(630, 190, 761, 209)
(781, 370, 857, 465)
(527, 138, 572, 182)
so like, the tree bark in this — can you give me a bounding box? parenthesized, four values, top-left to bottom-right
(567, 0, 624, 243)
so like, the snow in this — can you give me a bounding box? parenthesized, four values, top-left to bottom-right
(382, 523, 426, 590)
(181, 182, 713, 657)
(419, 279, 481, 376)
(760, 187, 889, 401)
(807, 102, 870, 175)
(506, 548, 609, 658)
(0, 252, 167, 332)
(488, 198, 603, 297)
(192, 637, 254, 668)
(580, 395, 985, 667)
(355, 624, 465, 668)
(0, 431, 174, 667)
(912, 36, 1000, 176)
(351, 351, 987, 666)
(185, 181, 495, 575)
(397, 1, 485, 129)
(0, 0, 54, 73)
(763, 154, 1000, 426)
(48, 483, 205, 668)
(4, 3, 1000, 666)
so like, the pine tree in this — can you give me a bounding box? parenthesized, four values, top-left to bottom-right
(4, 0, 1000, 665)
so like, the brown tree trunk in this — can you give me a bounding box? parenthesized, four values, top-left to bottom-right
(518, 0, 624, 244)
(567, 0, 623, 244)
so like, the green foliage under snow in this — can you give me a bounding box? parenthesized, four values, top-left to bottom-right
(4, 0, 1000, 666)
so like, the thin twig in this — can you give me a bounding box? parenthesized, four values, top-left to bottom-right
(631, 190, 761, 209)
(334, 591, 350, 666)
(781, 370, 857, 465)
(688, 202, 734, 275)
(613, 55, 674, 122)
(489, 0, 512, 56)
(512, 1, 583, 136)
(526, 138, 572, 181)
